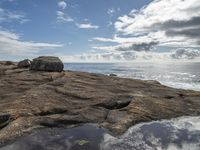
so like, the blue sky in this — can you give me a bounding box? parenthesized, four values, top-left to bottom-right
(0, 0, 200, 62)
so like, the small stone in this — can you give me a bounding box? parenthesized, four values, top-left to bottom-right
(109, 73, 117, 77)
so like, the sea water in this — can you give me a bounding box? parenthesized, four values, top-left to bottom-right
(65, 62, 200, 91)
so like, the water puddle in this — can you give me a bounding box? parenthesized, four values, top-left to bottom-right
(0, 124, 106, 150)
(0, 116, 200, 150)
(101, 116, 200, 150)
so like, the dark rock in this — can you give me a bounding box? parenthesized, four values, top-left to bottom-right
(39, 115, 86, 128)
(109, 73, 117, 77)
(0, 113, 11, 129)
(17, 59, 31, 68)
(30, 56, 64, 72)
(95, 96, 132, 110)
(4, 61, 14, 66)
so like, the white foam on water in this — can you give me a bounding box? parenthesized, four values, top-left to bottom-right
(165, 143, 200, 150)
(66, 62, 200, 91)
(161, 81, 200, 91)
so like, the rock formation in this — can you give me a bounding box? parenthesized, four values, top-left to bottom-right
(0, 60, 199, 145)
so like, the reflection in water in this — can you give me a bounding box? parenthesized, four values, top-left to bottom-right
(0, 125, 106, 150)
(101, 116, 200, 150)
(0, 117, 200, 150)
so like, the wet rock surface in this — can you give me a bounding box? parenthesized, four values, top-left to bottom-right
(0, 117, 199, 150)
(0, 125, 106, 150)
(0, 61, 200, 145)
(102, 116, 200, 150)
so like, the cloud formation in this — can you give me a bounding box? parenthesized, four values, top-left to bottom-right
(56, 2, 99, 30)
(107, 8, 120, 17)
(60, 48, 200, 62)
(0, 29, 62, 55)
(92, 41, 158, 52)
(56, 11, 73, 22)
(76, 23, 99, 29)
(0, 5, 62, 57)
(114, 0, 200, 47)
(89, 0, 200, 61)
(58, 1, 67, 10)
(171, 48, 200, 59)
(0, 8, 29, 23)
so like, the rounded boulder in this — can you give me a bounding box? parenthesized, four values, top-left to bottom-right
(30, 56, 64, 72)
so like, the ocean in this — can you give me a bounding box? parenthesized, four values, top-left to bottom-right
(65, 62, 200, 91)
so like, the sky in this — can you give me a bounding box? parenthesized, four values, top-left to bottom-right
(0, 0, 200, 62)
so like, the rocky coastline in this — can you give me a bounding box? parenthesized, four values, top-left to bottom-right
(0, 57, 200, 145)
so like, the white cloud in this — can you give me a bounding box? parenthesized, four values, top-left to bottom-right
(76, 23, 99, 29)
(56, 11, 99, 30)
(0, 8, 29, 24)
(58, 1, 67, 10)
(56, 11, 73, 22)
(93, 34, 156, 44)
(92, 34, 159, 52)
(107, 8, 115, 17)
(0, 29, 62, 55)
(107, 8, 120, 17)
(115, 0, 200, 34)
(86, 0, 200, 62)
(113, 0, 200, 47)
(171, 48, 200, 59)
(59, 48, 200, 63)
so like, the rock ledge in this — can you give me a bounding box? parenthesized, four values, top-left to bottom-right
(0, 61, 199, 144)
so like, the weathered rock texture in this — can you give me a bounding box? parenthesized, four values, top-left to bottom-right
(0, 61, 199, 144)
(30, 56, 63, 72)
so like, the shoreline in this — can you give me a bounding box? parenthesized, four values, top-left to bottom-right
(64, 62, 200, 92)
(0, 61, 200, 145)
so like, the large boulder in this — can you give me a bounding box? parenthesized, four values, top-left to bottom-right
(30, 56, 64, 72)
(17, 59, 31, 68)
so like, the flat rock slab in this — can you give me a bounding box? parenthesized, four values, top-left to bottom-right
(0, 62, 200, 144)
